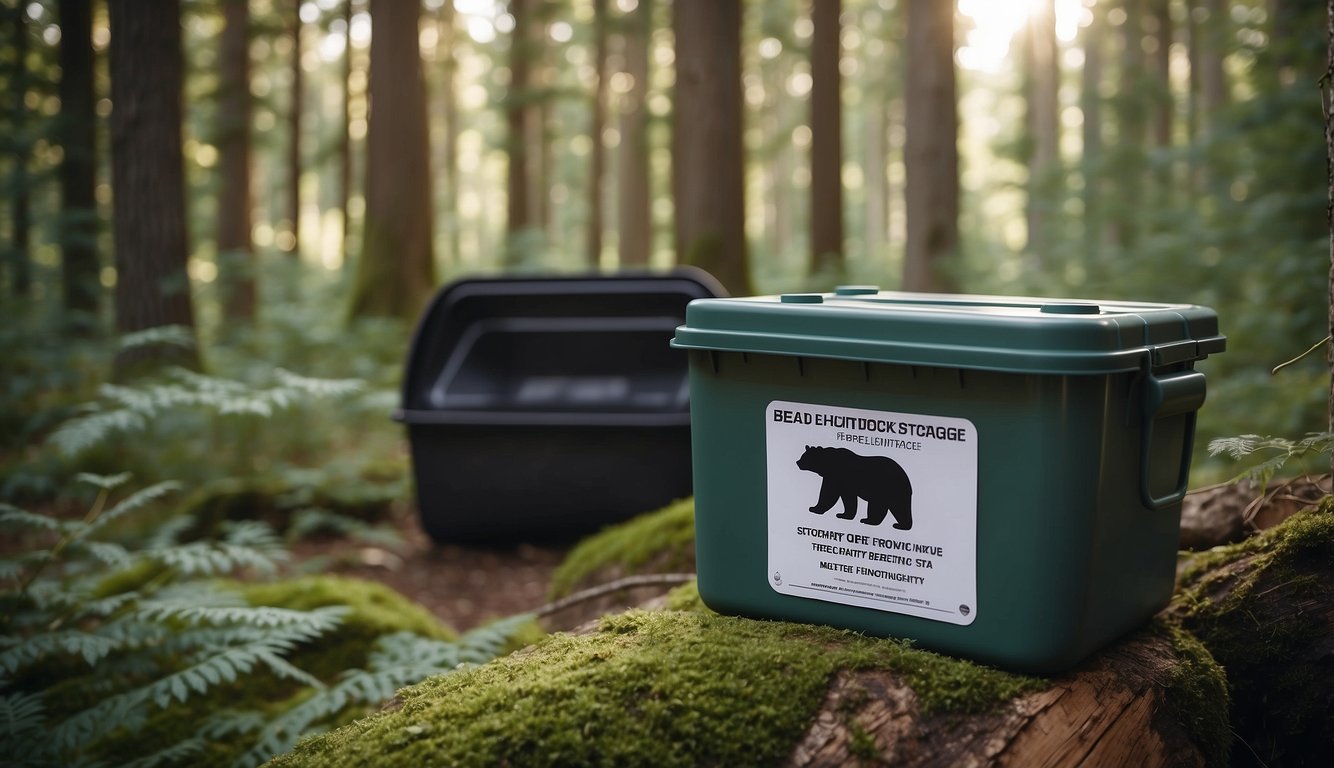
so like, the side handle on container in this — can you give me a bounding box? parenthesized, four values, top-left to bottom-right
(1140, 370, 1207, 510)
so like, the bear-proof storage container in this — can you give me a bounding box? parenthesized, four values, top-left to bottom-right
(396, 270, 723, 544)
(672, 288, 1225, 673)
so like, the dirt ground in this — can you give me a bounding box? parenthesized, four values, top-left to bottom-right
(288, 501, 575, 632)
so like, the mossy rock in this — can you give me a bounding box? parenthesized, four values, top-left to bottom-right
(269, 610, 1044, 768)
(1172, 498, 1334, 767)
(547, 497, 696, 600)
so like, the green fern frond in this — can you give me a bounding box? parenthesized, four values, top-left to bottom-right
(118, 325, 196, 352)
(119, 736, 207, 768)
(0, 629, 123, 675)
(75, 472, 135, 491)
(150, 531, 287, 578)
(134, 602, 345, 630)
(52, 610, 343, 753)
(67, 540, 133, 570)
(49, 407, 148, 457)
(0, 691, 46, 735)
(0, 505, 60, 533)
(83, 481, 181, 535)
(231, 616, 536, 768)
(273, 369, 364, 398)
(1207, 431, 1334, 486)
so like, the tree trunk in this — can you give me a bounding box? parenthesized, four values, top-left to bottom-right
(1024, 0, 1060, 261)
(107, 0, 201, 377)
(672, 0, 751, 295)
(7, 3, 31, 298)
(217, 0, 256, 320)
(339, 0, 353, 268)
(1081, 2, 1104, 256)
(1109, 0, 1147, 250)
(809, 0, 844, 282)
(58, 0, 100, 331)
(287, 0, 303, 258)
(439, 0, 460, 267)
(586, 0, 608, 268)
(902, 0, 959, 293)
(1327, 0, 1333, 472)
(348, 0, 435, 320)
(616, 0, 652, 268)
(505, 0, 532, 265)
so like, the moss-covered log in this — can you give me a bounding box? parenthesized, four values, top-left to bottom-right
(270, 502, 1332, 768)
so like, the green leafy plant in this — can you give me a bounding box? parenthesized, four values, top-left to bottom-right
(0, 474, 531, 767)
(1206, 432, 1334, 488)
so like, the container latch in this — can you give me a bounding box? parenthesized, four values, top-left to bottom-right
(1140, 370, 1207, 510)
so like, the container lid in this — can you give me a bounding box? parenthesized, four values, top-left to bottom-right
(671, 289, 1225, 375)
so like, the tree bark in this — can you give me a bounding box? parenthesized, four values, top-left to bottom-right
(58, 0, 100, 331)
(348, 0, 436, 320)
(339, 0, 354, 268)
(616, 0, 652, 268)
(1109, 0, 1147, 250)
(217, 0, 256, 320)
(672, 0, 751, 295)
(902, 0, 959, 293)
(1081, 2, 1104, 256)
(1327, 0, 1333, 472)
(107, 0, 201, 377)
(785, 503, 1334, 767)
(287, 0, 304, 258)
(439, 0, 460, 267)
(7, 3, 32, 298)
(586, 0, 608, 268)
(505, 0, 533, 265)
(1024, 0, 1060, 261)
(809, 0, 844, 282)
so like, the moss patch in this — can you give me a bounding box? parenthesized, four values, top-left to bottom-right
(271, 610, 1044, 768)
(1157, 623, 1231, 767)
(547, 497, 696, 599)
(1173, 500, 1334, 767)
(662, 578, 707, 612)
(239, 574, 455, 679)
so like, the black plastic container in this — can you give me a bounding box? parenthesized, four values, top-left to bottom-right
(395, 270, 725, 543)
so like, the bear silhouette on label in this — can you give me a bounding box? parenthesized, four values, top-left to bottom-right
(796, 445, 913, 530)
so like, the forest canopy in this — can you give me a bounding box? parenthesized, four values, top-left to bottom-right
(0, 0, 1330, 478)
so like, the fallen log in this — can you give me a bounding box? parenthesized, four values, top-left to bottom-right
(271, 500, 1332, 768)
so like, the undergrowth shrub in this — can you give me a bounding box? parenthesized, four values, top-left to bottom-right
(0, 473, 534, 768)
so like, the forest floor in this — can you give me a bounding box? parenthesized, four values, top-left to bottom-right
(287, 501, 573, 632)
(285, 474, 1333, 633)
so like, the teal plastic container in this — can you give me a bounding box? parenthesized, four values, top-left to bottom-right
(672, 288, 1225, 673)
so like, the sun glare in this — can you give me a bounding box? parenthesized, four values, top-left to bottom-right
(958, 0, 1087, 73)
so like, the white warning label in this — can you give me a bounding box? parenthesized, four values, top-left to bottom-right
(766, 400, 978, 625)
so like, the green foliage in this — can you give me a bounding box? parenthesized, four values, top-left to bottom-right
(0, 475, 531, 768)
(1207, 432, 1334, 487)
(48, 367, 362, 460)
(271, 610, 1044, 768)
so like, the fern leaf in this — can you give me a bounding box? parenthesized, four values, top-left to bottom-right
(48, 407, 147, 457)
(0, 505, 61, 533)
(0, 629, 122, 675)
(0, 691, 46, 736)
(68, 540, 133, 570)
(117, 325, 196, 352)
(85, 481, 181, 534)
(273, 368, 364, 398)
(75, 472, 135, 491)
(119, 737, 206, 768)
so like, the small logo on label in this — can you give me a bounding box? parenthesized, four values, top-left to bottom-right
(959, 604, 971, 617)
(773, 571, 783, 585)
